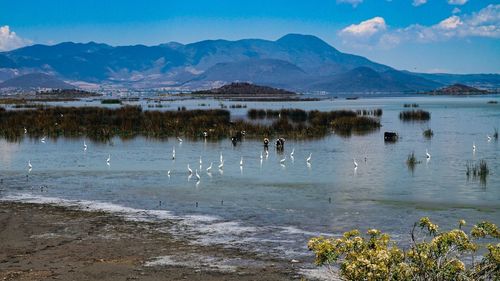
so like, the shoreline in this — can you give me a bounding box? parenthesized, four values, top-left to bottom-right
(0, 201, 308, 281)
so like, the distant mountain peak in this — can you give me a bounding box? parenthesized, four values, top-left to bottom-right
(276, 33, 339, 52)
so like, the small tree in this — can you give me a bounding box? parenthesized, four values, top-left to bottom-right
(308, 217, 500, 280)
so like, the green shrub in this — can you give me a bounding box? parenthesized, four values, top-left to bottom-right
(308, 217, 500, 281)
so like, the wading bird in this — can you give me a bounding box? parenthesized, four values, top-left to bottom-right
(195, 169, 200, 181)
(240, 157, 243, 166)
(187, 164, 192, 174)
(280, 157, 286, 165)
(172, 147, 176, 160)
(106, 154, 111, 166)
(83, 141, 87, 151)
(290, 148, 295, 157)
(353, 158, 358, 168)
(306, 153, 312, 163)
(426, 149, 431, 159)
(473, 142, 476, 152)
(206, 162, 213, 172)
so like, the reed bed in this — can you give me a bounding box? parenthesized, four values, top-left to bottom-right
(466, 160, 489, 185)
(101, 99, 122, 104)
(399, 110, 431, 121)
(355, 108, 383, 117)
(406, 152, 420, 171)
(0, 106, 380, 142)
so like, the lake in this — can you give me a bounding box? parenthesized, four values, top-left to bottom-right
(1, 95, 499, 266)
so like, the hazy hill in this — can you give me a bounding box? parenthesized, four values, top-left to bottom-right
(0, 34, 498, 92)
(0, 73, 75, 89)
(425, 83, 490, 95)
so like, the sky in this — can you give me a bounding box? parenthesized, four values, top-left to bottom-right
(0, 0, 499, 74)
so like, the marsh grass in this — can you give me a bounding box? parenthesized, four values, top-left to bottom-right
(423, 128, 434, 139)
(0, 106, 380, 142)
(230, 104, 247, 108)
(356, 108, 383, 117)
(101, 99, 122, 104)
(403, 103, 419, 108)
(406, 152, 420, 172)
(399, 110, 430, 121)
(466, 160, 489, 185)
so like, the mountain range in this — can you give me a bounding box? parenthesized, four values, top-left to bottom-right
(0, 34, 498, 93)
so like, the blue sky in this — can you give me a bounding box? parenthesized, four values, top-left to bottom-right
(0, 0, 499, 73)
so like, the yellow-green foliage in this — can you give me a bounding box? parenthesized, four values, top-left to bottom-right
(308, 218, 500, 281)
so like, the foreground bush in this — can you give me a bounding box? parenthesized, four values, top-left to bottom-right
(308, 217, 500, 281)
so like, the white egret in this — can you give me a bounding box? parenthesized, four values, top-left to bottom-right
(83, 140, 87, 151)
(199, 156, 203, 166)
(24, 127, 27, 134)
(40, 137, 46, 143)
(218, 161, 224, 170)
(172, 147, 176, 160)
(187, 164, 192, 174)
(177, 137, 183, 143)
(28, 160, 32, 170)
(353, 158, 358, 168)
(306, 153, 312, 163)
(426, 149, 431, 159)
(240, 157, 243, 166)
(473, 142, 476, 152)
(290, 148, 295, 157)
(487, 135, 492, 142)
(106, 154, 111, 166)
(195, 169, 200, 181)
(206, 162, 213, 172)
(220, 152, 223, 163)
(280, 157, 286, 164)
(260, 151, 263, 160)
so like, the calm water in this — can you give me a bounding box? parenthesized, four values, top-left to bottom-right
(1, 96, 499, 262)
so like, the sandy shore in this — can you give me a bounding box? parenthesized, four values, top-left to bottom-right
(0, 201, 305, 281)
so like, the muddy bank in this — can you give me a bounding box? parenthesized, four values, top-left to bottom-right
(0, 201, 306, 281)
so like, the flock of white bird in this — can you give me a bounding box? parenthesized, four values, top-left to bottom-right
(25, 128, 492, 179)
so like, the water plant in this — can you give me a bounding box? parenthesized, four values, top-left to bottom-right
(101, 99, 121, 104)
(308, 217, 500, 281)
(399, 110, 431, 121)
(423, 128, 434, 139)
(406, 152, 421, 173)
(0, 106, 380, 142)
(466, 160, 489, 185)
(355, 108, 383, 117)
(403, 103, 419, 108)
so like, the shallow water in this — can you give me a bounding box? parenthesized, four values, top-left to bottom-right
(1, 95, 499, 262)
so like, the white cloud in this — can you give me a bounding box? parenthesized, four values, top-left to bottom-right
(448, 0, 468, 5)
(412, 0, 427, 7)
(0, 25, 32, 51)
(336, 0, 363, 8)
(438, 15, 463, 29)
(338, 4, 500, 49)
(340, 17, 387, 38)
